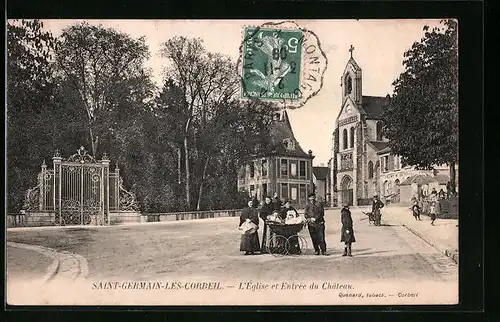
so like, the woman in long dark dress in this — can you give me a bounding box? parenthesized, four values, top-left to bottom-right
(259, 196, 274, 253)
(240, 200, 261, 255)
(341, 203, 356, 257)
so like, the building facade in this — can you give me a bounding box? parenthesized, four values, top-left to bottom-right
(331, 52, 451, 207)
(238, 110, 314, 207)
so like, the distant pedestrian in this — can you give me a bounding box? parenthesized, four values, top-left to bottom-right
(340, 203, 355, 257)
(438, 189, 446, 199)
(305, 193, 329, 255)
(411, 201, 421, 221)
(371, 195, 384, 226)
(259, 196, 274, 252)
(239, 200, 261, 255)
(429, 201, 437, 226)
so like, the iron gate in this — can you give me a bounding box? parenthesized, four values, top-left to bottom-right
(23, 146, 137, 226)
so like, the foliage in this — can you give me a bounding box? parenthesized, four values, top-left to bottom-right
(7, 23, 276, 213)
(6, 20, 58, 212)
(381, 20, 458, 189)
(55, 23, 151, 157)
(160, 37, 275, 210)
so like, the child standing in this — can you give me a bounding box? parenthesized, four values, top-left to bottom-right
(429, 201, 437, 226)
(411, 201, 421, 221)
(340, 203, 356, 257)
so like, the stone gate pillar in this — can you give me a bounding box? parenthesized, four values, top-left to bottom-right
(53, 150, 63, 225)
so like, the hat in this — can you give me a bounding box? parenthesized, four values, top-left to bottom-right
(342, 202, 350, 207)
(308, 193, 316, 198)
(283, 199, 291, 204)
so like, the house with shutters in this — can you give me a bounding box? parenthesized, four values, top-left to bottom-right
(237, 109, 314, 207)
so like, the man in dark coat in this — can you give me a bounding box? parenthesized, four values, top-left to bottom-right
(372, 195, 384, 226)
(340, 203, 355, 256)
(239, 200, 261, 255)
(305, 193, 329, 255)
(259, 196, 274, 252)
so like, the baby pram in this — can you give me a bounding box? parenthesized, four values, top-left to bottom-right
(266, 221, 307, 257)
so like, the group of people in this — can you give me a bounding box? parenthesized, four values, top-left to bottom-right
(411, 188, 444, 225)
(239, 192, 357, 257)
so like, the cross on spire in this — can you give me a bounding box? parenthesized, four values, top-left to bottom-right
(349, 45, 355, 58)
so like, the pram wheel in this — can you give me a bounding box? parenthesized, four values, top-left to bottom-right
(286, 235, 307, 256)
(267, 235, 287, 257)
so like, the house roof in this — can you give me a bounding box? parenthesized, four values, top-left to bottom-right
(266, 109, 312, 158)
(313, 167, 329, 180)
(360, 95, 389, 120)
(400, 174, 450, 186)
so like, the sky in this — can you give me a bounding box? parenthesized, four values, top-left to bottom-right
(39, 19, 443, 165)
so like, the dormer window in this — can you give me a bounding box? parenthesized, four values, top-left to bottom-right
(283, 138, 295, 150)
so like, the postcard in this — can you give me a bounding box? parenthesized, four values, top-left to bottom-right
(6, 19, 459, 306)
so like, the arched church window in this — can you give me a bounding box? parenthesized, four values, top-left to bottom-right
(344, 74, 353, 96)
(376, 121, 383, 141)
(368, 161, 374, 179)
(343, 129, 348, 150)
(350, 127, 355, 148)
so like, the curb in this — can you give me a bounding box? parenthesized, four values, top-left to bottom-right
(6, 241, 89, 282)
(7, 242, 61, 284)
(401, 224, 458, 264)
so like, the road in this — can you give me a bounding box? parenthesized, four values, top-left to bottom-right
(6, 208, 458, 305)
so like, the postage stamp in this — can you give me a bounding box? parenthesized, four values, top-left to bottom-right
(238, 21, 328, 108)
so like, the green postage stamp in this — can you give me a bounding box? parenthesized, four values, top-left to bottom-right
(239, 21, 328, 108)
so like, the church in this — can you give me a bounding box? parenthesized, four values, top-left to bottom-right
(330, 47, 449, 207)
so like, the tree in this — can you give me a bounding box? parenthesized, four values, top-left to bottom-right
(54, 23, 151, 157)
(160, 37, 240, 209)
(6, 20, 58, 211)
(381, 20, 458, 192)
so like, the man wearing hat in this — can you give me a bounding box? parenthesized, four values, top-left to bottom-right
(372, 195, 384, 226)
(305, 193, 329, 255)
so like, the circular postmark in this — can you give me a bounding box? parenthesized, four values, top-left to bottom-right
(237, 20, 328, 109)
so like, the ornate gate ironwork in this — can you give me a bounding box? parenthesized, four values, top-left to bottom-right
(23, 147, 138, 226)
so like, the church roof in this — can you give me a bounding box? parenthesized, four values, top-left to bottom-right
(360, 96, 389, 120)
(267, 110, 311, 158)
(313, 167, 329, 180)
(368, 141, 390, 152)
(347, 57, 362, 71)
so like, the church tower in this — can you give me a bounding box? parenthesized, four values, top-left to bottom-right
(341, 45, 362, 106)
(333, 45, 364, 207)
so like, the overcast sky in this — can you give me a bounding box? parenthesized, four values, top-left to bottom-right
(39, 19, 442, 165)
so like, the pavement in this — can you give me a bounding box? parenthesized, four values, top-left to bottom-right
(382, 205, 459, 263)
(6, 208, 458, 305)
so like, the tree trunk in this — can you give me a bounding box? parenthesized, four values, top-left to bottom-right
(184, 135, 191, 208)
(449, 161, 456, 195)
(89, 127, 98, 157)
(196, 157, 210, 211)
(177, 147, 182, 185)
